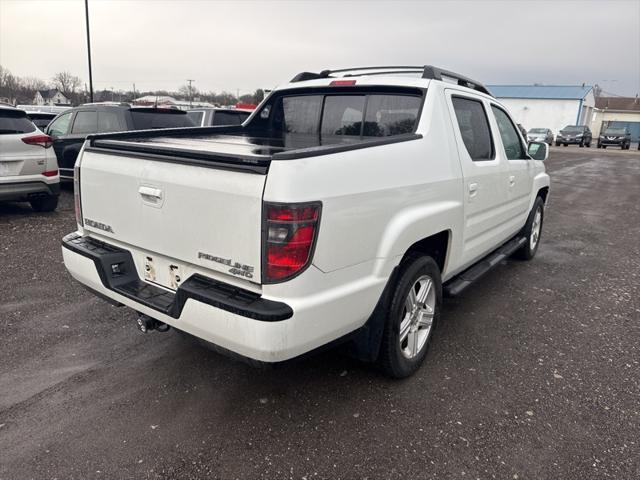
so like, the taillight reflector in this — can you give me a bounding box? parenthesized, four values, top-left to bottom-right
(263, 202, 321, 283)
(42, 170, 58, 177)
(22, 134, 53, 148)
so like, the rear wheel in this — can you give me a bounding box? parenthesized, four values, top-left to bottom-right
(29, 195, 58, 212)
(515, 197, 544, 260)
(564, 143, 568, 147)
(377, 254, 441, 379)
(555, 141, 560, 147)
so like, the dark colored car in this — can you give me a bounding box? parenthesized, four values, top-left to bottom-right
(527, 128, 554, 145)
(186, 108, 252, 127)
(598, 127, 631, 150)
(26, 112, 57, 129)
(45, 104, 196, 180)
(555, 125, 592, 147)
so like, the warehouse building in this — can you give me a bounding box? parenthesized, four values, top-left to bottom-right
(488, 85, 595, 135)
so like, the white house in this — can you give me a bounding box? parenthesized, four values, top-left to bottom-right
(33, 89, 71, 106)
(488, 85, 595, 135)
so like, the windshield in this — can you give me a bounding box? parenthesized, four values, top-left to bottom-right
(604, 128, 626, 135)
(529, 128, 546, 133)
(130, 110, 196, 129)
(562, 126, 583, 133)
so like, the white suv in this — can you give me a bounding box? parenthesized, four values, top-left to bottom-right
(0, 106, 60, 211)
(62, 66, 550, 378)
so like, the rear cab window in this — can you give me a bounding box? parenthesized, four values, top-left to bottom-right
(0, 109, 36, 135)
(248, 87, 423, 148)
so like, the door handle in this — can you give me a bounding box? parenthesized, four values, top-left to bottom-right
(508, 175, 515, 187)
(138, 186, 162, 200)
(468, 182, 478, 197)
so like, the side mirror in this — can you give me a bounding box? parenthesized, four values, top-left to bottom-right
(528, 141, 548, 161)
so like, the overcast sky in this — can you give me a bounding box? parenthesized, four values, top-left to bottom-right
(1, 0, 639, 96)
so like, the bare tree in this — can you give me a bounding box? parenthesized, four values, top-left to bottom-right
(52, 71, 82, 97)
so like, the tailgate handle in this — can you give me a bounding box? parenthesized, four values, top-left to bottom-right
(138, 186, 163, 200)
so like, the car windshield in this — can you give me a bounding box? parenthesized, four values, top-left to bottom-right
(529, 128, 546, 133)
(562, 126, 582, 133)
(604, 128, 626, 135)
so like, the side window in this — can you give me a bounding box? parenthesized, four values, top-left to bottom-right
(47, 111, 73, 136)
(451, 96, 494, 161)
(71, 111, 98, 134)
(97, 110, 126, 132)
(491, 105, 526, 160)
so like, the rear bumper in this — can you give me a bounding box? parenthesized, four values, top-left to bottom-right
(0, 179, 60, 202)
(62, 233, 383, 362)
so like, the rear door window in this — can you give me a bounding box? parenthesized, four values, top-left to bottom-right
(187, 111, 204, 126)
(451, 96, 494, 161)
(0, 110, 36, 135)
(98, 110, 127, 132)
(71, 111, 98, 134)
(130, 111, 196, 129)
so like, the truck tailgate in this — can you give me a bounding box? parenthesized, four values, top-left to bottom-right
(80, 149, 265, 285)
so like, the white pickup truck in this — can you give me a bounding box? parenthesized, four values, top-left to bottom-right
(62, 66, 550, 378)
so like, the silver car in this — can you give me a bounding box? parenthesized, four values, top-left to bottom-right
(527, 128, 554, 145)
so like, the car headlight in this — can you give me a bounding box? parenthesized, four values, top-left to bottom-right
(576, 134, 583, 137)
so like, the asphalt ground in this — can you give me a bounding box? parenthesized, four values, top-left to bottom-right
(1, 146, 639, 479)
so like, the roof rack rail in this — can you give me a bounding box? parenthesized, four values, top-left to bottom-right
(290, 65, 492, 96)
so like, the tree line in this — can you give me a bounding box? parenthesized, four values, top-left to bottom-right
(0, 65, 265, 106)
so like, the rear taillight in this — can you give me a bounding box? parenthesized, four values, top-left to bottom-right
(263, 202, 321, 283)
(22, 134, 53, 148)
(74, 156, 83, 227)
(42, 170, 58, 177)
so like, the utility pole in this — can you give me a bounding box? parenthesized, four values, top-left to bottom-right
(187, 79, 195, 108)
(84, 0, 94, 102)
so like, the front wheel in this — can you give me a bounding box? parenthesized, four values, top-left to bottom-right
(377, 254, 442, 379)
(515, 197, 544, 260)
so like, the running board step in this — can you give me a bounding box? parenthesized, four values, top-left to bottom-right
(443, 236, 527, 297)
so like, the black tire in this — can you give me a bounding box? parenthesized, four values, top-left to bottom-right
(586, 141, 591, 148)
(29, 195, 58, 212)
(564, 143, 568, 147)
(515, 197, 544, 261)
(579, 140, 584, 148)
(377, 254, 442, 379)
(602, 145, 607, 149)
(555, 142, 560, 147)
(597, 143, 602, 149)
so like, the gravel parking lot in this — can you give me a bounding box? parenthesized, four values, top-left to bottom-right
(1, 147, 639, 480)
